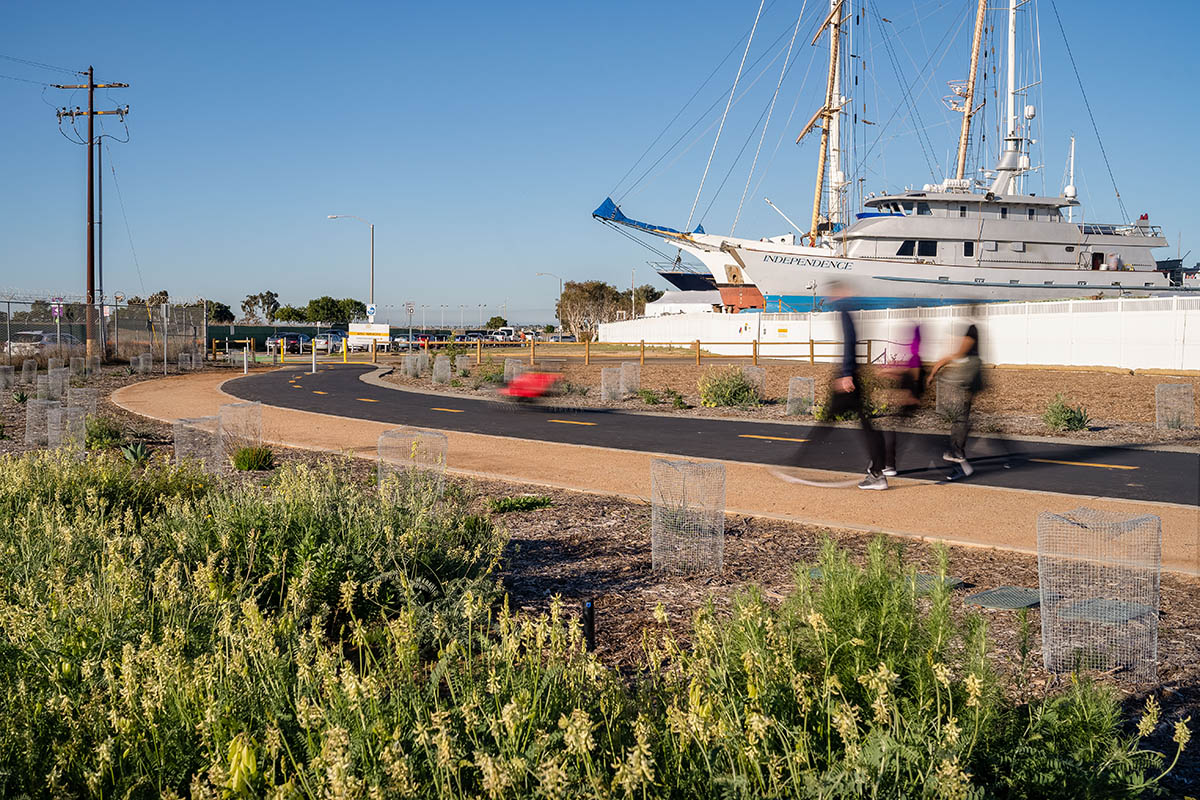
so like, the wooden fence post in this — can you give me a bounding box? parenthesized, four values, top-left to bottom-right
(585, 338, 590, 366)
(809, 339, 815, 365)
(866, 340, 872, 365)
(640, 340, 645, 365)
(530, 338, 536, 366)
(476, 338, 482, 365)
(752, 339, 759, 365)
(694, 339, 701, 366)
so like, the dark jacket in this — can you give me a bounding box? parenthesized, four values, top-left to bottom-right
(838, 309, 858, 379)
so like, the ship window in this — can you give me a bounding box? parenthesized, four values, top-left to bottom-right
(1000, 207, 1009, 219)
(959, 205, 967, 218)
(1011, 241, 1025, 252)
(917, 202, 931, 216)
(984, 240, 998, 251)
(897, 240, 915, 256)
(1027, 208, 1036, 220)
(917, 240, 937, 257)
(1065, 245, 1075, 252)
(963, 241, 974, 257)
(902, 202, 914, 215)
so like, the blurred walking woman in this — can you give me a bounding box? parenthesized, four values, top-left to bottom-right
(928, 319, 984, 477)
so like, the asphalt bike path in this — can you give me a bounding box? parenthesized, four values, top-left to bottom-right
(224, 365, 1199, 507)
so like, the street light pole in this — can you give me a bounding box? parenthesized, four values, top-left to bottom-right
(327, 215, 374, 306)
(440, 304, 447, 328)
(535, 272, 564, 324)
(478, 304, 483, 327)
(459, 304, 465, 327)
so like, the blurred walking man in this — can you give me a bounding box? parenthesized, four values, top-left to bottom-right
(928, 317, 984, 478)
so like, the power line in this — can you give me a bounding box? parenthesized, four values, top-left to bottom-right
(0, 53, 78, 75)
(0, 72, 51, 86)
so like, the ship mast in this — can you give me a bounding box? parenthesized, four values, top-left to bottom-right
(989, 0, 1024, 196)
(954, 0, 988, 181)
(798, 0, 844, 245)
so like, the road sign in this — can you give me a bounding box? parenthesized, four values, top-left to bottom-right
(405, 302, 415, 315)
(367, 303, 377, 317)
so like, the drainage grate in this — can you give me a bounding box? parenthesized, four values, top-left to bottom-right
(965, 586, 1040, 610)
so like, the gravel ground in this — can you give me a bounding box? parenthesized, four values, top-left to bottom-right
(382, 357, 1200, 447)
(6, 367, 1196, 791)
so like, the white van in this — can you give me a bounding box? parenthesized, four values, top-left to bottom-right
(492, 326, 516, 342)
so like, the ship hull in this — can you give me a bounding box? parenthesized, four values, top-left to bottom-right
(730, 244, 1193, 311)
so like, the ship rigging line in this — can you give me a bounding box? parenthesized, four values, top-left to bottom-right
(1047, 0, 1127, 221)
(598, 220, 678, 262)
(732, 0, 808, 236)
(685, 0, 767, 234)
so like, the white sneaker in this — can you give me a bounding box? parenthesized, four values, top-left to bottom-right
(942, 450, 965, 464)
(947, 460, 974, 480)
(857, 473, 888, 490)
(882, 466, 898, 477)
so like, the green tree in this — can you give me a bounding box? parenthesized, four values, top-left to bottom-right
(305, 296, 342, 324)
(205, 300, 235, 324)
(555, 280, 625, 341)
(258, 291, 280, 323)
(543, 324, 556, 333)
(146, 290, 170, 308)
(336, 298, 367, 323)
(240, 294, 261, 323)
(274, 305, 308, 323)
(485, 316, 508, 330)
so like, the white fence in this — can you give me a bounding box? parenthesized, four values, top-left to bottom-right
(598, 296, 1200, 371)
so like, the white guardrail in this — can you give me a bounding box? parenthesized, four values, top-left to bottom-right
(598, 296, 1200, 371)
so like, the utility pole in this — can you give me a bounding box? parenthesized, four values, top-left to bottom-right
(53, 67, 129, 361)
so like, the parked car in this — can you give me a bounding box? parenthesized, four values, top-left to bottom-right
(392, 334, 415, 351)
(6, 330, 84, 357)
(265, 332, 311, 354)
(313, 331, 347, 352)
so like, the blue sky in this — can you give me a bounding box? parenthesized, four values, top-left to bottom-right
(2, 0, 1196, 324)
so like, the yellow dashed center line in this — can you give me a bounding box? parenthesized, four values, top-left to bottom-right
(549, 419, 597, 426)
(357, 398, 379, 403)
(312, 390, 328, 395)
(432, 407, 464, 413)
(739, 434, 808, 443)
(1030, 458, 1138, 471)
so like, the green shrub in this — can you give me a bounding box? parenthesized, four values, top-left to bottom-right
(232, 444, 276, 471)
(120, 441, 151, 466)
(0, 456, 1187, 797)
(636, 388, 661, 405)
(85, 415, 124, 450)
(11, 389, 28, 404)
(697, 366, 759, 407)
(1043, 393, 1091, 431)
(450, 378, 463, 388)
(487, 494, 553, 513)
(813, 371, 887, 421)
(476, 358, 504, 384)
(663, 387, 688, 409)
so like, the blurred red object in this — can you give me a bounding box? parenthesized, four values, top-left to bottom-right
(503, 372, 561, 399)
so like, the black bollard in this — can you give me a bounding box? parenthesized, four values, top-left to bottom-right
(581, 599, 595, 651)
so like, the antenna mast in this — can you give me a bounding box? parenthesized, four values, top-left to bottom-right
(1066, 135, 1076, 222)
(954, 0, 988, 181)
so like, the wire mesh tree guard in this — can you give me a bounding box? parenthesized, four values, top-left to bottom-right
(786, 376, 815, 415)
(47, 357, 64, 372)
(47, 368, 68, 402)
(403, 354, 420, 378)
(24, 399, 56, 447)
(67, 387, 98, 419)
(138, 353, 153, 374)
(0, 365, 13, 390)
(504, 358, 525, 384)
(179, 352, 193, 372)
(48, 405, 86, 454)
(620, 362, 641, 396)
(1155, 383, 1194, 430)
(741, 366, 766, 400)
(21, 359, 37, 385)
(454, 355, 471, 375)
(174, 416, 220, 468)
(377, 427, 448, 500)
(70, 356, 86, 377)
(600, 367, 622, 403)
(416, 351, 430, 375)
(88, 355, 101, 377)
(1037, 507, 1161, 680)
(432, 355, 452, 384)
(218, 401, 263, 459)
(650, 459, 725, 574)
(35, 375, 50, 401)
